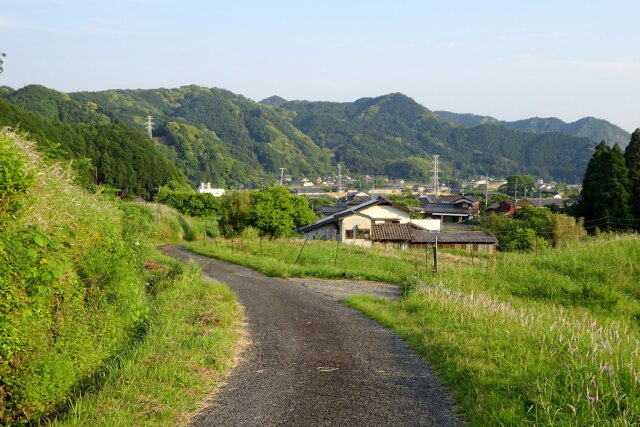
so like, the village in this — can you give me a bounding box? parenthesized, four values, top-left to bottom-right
(197, 169, 576, 254)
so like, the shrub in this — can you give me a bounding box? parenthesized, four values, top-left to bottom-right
(0, 136, 34, 228)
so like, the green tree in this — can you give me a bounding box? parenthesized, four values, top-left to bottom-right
(479, 213, 545, 252)
(488, 193, 511, 205)
(513, 205, 554, 236)
(0, 52, 5, 73)
(624, 129, 640, 219)
(154, 188, 220, 217)
(499, 175, 536, 196)
(250, 186, 315, 238)
(579, 142, 632, 230)
(219, 190, 252, 237)
(388, 190, 421, 218)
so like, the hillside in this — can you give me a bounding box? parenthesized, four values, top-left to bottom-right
(0, 91, 186, 199)
(436, 110, 631, 148)
(283, 93, 597, 181)
(259, 95, 288, 107)
(3, 85, 601, 185)
(69, 86, 335, 187)
(0, 129, 240, 425)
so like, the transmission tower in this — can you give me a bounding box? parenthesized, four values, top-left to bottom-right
(145, 115, 154, 138)
(432, 155, 440, 198)
(279, 168, 286, 186)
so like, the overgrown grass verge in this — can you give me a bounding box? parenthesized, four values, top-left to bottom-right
(1, 130, 240, 425)
(187, 233, 640, 425)
(51, 260, 242, 426)
(186, 230, 452, 286)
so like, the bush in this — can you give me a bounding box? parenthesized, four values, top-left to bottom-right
(0, 136, 34, 228)
(0, 134, 151, 425)
(154, 187, 220, 217)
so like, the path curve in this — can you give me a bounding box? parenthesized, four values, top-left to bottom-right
(160, 245, 463, 426)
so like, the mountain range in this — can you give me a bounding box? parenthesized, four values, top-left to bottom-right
(434, 111, 630, 148)
(1, 84, 632, 190)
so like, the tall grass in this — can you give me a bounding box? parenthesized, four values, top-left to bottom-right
(1, 131, 239, 425)
(188, 233, 640, 425)
(52, 261, 242, 427)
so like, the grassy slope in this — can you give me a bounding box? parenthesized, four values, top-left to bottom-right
(1, 131, 241, 425)
(187, 235, 640, 426)
(53, 262, 241, 426)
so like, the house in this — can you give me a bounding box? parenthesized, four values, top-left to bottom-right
(487, 199, 531, 217)
(197, 182, 225, 197)
(420, 195, 480, 223)
(411, 230, 498, 254)
(370, 222, 436, 250)
(296, 196, 440, 247)
(316, 192, 374, 217)
(291, 187, 328, 198)
(522, 198, 568, 211)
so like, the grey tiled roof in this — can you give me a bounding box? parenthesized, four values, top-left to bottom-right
(371, 223, 414, 241)
(422, 203, 471, 215)
(412, 230, 498, 244)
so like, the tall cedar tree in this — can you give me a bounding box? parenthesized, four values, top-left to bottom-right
(580, 142, 632, 229)
(624, 129, 640, 219)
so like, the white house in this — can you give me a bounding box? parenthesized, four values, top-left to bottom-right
(197, 182, 225, 197)
(295, 197, 440, 247)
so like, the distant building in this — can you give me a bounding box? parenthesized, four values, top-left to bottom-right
(419, 195, 480, 223)
(486, 199, 531, 217)
(296, 196, 440, 247)
(197, 182, 225, 197)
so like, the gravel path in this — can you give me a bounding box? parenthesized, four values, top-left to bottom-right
(160, 245, 462, 426)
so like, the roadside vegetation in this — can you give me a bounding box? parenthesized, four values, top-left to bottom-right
(188, 233, 640, 426)
(0, 131, 240, 426)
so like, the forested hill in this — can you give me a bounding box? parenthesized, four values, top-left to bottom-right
(68, 86, 336, 187)
(435, 110, 631, 148)
(0, 94, 185, 199)
(2, 85, 599, 185)
(280, 93, 597, 181)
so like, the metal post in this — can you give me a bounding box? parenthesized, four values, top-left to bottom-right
(295, 234, 310, 265)
(433, 235, 438, 273)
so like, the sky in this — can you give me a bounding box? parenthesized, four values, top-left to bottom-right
(1, 0, 639, 132)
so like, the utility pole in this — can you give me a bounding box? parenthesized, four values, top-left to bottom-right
(145, 115, 154, 138)
(279, 168, 286, 186)
(432, 155, 440, 198)
(514, 178, 518, 204)
(485, 176, 489, 207)
(338, 164, 342, 192)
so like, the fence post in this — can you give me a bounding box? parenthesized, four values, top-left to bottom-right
(433, 235, 438, 273)
(295, 234, 310, 265)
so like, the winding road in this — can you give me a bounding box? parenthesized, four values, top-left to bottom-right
(160, 245, 462, 426)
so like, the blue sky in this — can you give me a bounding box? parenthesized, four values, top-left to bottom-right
(1, 0, 639, 132)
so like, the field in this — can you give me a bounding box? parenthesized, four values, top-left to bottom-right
(188, 233, 640, 426)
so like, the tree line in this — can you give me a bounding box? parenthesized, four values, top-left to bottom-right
(0, 98, 186, 199)
(156, 186, 316, 239)
(577, 129, 640, 230)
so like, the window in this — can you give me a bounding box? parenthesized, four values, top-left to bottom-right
(345, 228, 370, 239)
(356, 229, 370, 239)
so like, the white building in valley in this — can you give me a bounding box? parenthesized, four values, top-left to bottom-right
(197, 182, 225, 197)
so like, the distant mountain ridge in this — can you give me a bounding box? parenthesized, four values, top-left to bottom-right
(259, 95, 288, 107)
(0, 84, 607, 187)
(435, 110, 631, 148)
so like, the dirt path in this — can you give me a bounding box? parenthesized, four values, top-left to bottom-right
(160, 245, 462, 426)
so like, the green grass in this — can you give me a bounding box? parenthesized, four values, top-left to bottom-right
(188, 234, 640, 426)
(51, 261, 242, 426)
(1, 131, 240, 425)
